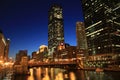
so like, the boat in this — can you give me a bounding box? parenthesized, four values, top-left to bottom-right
(95, 68, 103, 72)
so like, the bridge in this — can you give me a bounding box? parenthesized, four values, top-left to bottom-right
(28, 61, 83, 69)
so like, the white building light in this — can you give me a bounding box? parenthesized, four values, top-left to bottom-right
(2, 38, 6, 45)
(86, 21, 102, 30)
(87, 28, 104, 37)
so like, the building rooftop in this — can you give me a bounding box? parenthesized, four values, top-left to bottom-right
(0, 29, 3, 34)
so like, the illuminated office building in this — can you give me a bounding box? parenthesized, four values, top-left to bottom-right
(4, 38, 10, 61)
(82, 0, 120, 55)
(0, 30, 6, 60)
(76, 22, 88, 55)
(0, 29, 10, 61)
(48, 4, 64, 56)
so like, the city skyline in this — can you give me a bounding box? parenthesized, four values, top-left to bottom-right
(0, 0, 84, 58)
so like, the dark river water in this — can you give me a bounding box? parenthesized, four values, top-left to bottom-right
(14, 67, 120, 80)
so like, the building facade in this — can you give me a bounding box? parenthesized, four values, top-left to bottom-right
(32, 51, 37, 59)
(76, 22, 88, 56)
(39, 45, 48, 54)
(0, 29, 10, 61)
(37, 45, 48, 61)
(48, 4, 64, 56)
(16, 50, 28, 63)
(82, 0, 120, 55)
(4, 39, 10, 61)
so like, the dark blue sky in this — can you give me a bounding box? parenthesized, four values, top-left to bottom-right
(0, 0, 84, 58)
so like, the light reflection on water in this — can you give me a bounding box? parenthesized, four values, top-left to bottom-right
(14, 67, 120, 80)
(27, 68, 34, 80)
(69, 72, 76, 80)
(42, 68, 50, 80)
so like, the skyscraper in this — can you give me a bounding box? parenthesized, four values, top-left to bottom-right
(0, 30, 6, 60)
(82, 0, 120, 55)
(48, 4, 64, 56)
(4, 38, 10, 61)
(0, 29, 10, 61)
(76, 22, 88, 55)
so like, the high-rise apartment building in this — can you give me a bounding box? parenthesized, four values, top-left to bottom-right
(82, 0, 120, 55)
(76, 22, 88, 55)
(48, 4, 64, 56)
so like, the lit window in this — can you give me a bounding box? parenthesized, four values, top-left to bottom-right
(91, 35, 95, 37)
(95, 10, 98, 12)
(100, 4, 102, 6)
(104, 46, 107, 47)
(85, 3, 88, 6)
(86, 32, 89, 34)
(87, 14, 90, 17)
(119, 54, 120, 56)
(89, 49, 92, 51)
(98, 47, 101, 49)
(97, 33, 100, 35)
(112, 44, 114, 47)
(92, 3, 94, 5)
(115, 45, 120, 47)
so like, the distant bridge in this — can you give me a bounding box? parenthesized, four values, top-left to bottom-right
(28, 61, 83, 69)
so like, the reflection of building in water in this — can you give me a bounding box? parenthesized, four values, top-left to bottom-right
(75, 70, 85, 80)
(42, 68, 50, 80)
(50, 68, 54, 80)
(84, 71, 109, 80)
(80, 70, 86, 80)
(55, 72, 64, 80)
(69, 72, 76, 80)
(15, 67, 120, 80)
(28, 68, 34, 80)
(36, 68, 41, 80)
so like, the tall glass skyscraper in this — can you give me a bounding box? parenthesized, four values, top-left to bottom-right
(82, 0, 120, 55)
(48, 4, 64, 56)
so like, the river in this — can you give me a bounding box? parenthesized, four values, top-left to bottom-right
(13, 67, 120, 80)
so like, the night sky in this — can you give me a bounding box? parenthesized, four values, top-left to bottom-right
(0, 0, 84, 58)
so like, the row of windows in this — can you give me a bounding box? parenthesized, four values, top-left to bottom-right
(89, 47, 120, 54)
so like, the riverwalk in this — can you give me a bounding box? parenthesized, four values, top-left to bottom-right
(83, 67, 120, 72)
